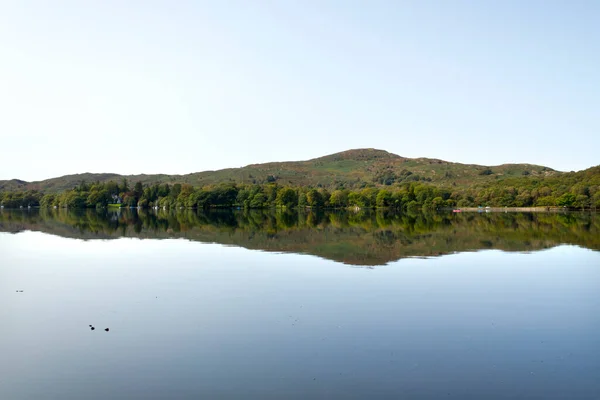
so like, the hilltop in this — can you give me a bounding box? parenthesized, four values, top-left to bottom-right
(0, 148, 561, 193)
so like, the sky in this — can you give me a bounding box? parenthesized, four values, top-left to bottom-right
(0, 0, 598, 181)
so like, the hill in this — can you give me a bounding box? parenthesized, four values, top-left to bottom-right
(0, 148, 561, 193)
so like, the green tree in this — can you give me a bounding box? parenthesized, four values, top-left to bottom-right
(431, 196, 445, 209)
(298, 193, 308, 208)
(360, 188, 378, 208)
(376, 190, 392, 207)
(176, 184, 195, 207)
(40, 194, 57, 208)
(574, 195, 589, 210)
(306, 189, 324, 208)
(170, 184, 182, 199)
(556, 193, 576, 207)
(329, 190, 348, 208)
(249, 192, 267, 208)
(87, 189, 110, 208)
(120, 178, 129, 194)
(133, 182, 144, 201)
(276, 187, 298, 208)
(158, 184, 170, 197)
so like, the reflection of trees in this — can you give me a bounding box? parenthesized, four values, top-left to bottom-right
(306, 211, 326, 228)
(1, 209, 598, 265)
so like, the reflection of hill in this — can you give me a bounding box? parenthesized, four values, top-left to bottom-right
(1, 209, 599, 266)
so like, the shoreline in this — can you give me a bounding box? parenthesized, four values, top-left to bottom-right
(2, 206, 597, 213)
(453, 206, 573, 213)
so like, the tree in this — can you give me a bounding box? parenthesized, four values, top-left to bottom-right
(40, 194, 57, 208)
(158, 183, 170, 197)
(176, 184, 195, 207)
(431, 196, 445, 209)
(320, 189, 331, 207)
(133, 182, 144, 201)
(264, 184, 278, 205)
(249, 192, 267, 208)
(592, 193, 600, 209)
(348, 192, 365, 207)
(87, 189, 110, 208)
(237, 188, 250, 206)
(574, 195, 589, 210)
(376, 190, 392, 207)
(63, 192, 86, 208)
(105, 181, 120, 196)
(306, 189, 324, 208)
(298, 193, 307, 208)
(536, 196, 556, 206)
(276, 187, 298, 208)
(329, 190, 348, 208)
(213, 184, 238, 207)
(556, 193, 576, 207)
(170, 184, 182, 199)
(405, 200, 419, 213)
(360, 188, 378, 208)
(515, 190, 533, 207)
(120, 178, 129, 194)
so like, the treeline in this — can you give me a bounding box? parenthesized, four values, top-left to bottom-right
(1, 180, 464, 210)
(0, 180, 456, 211)
(458, 166, 600, 210)
(1, 168, 599, 210)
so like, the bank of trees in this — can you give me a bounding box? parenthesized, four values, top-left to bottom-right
(2, 167, 599, 211)
(451, 166, 600, 210)
(0, 190, 43, 208)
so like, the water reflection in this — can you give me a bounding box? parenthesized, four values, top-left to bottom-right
(1, 208, 598, 265)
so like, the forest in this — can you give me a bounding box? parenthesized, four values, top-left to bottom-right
(1, 165, 599, 211)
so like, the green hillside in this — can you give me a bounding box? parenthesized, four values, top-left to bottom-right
(0, 148, 560, 193)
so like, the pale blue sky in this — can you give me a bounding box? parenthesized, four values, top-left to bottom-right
(0, 1, 598, 181)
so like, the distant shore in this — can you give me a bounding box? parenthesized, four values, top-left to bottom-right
(453, 206, 575, 213)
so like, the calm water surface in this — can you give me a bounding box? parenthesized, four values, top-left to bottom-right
(1, 210, 599, 399)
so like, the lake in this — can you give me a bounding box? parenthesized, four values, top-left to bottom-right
(1, 209, 599, 399)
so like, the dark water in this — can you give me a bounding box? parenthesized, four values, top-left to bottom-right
(1, 209, 599, 399)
